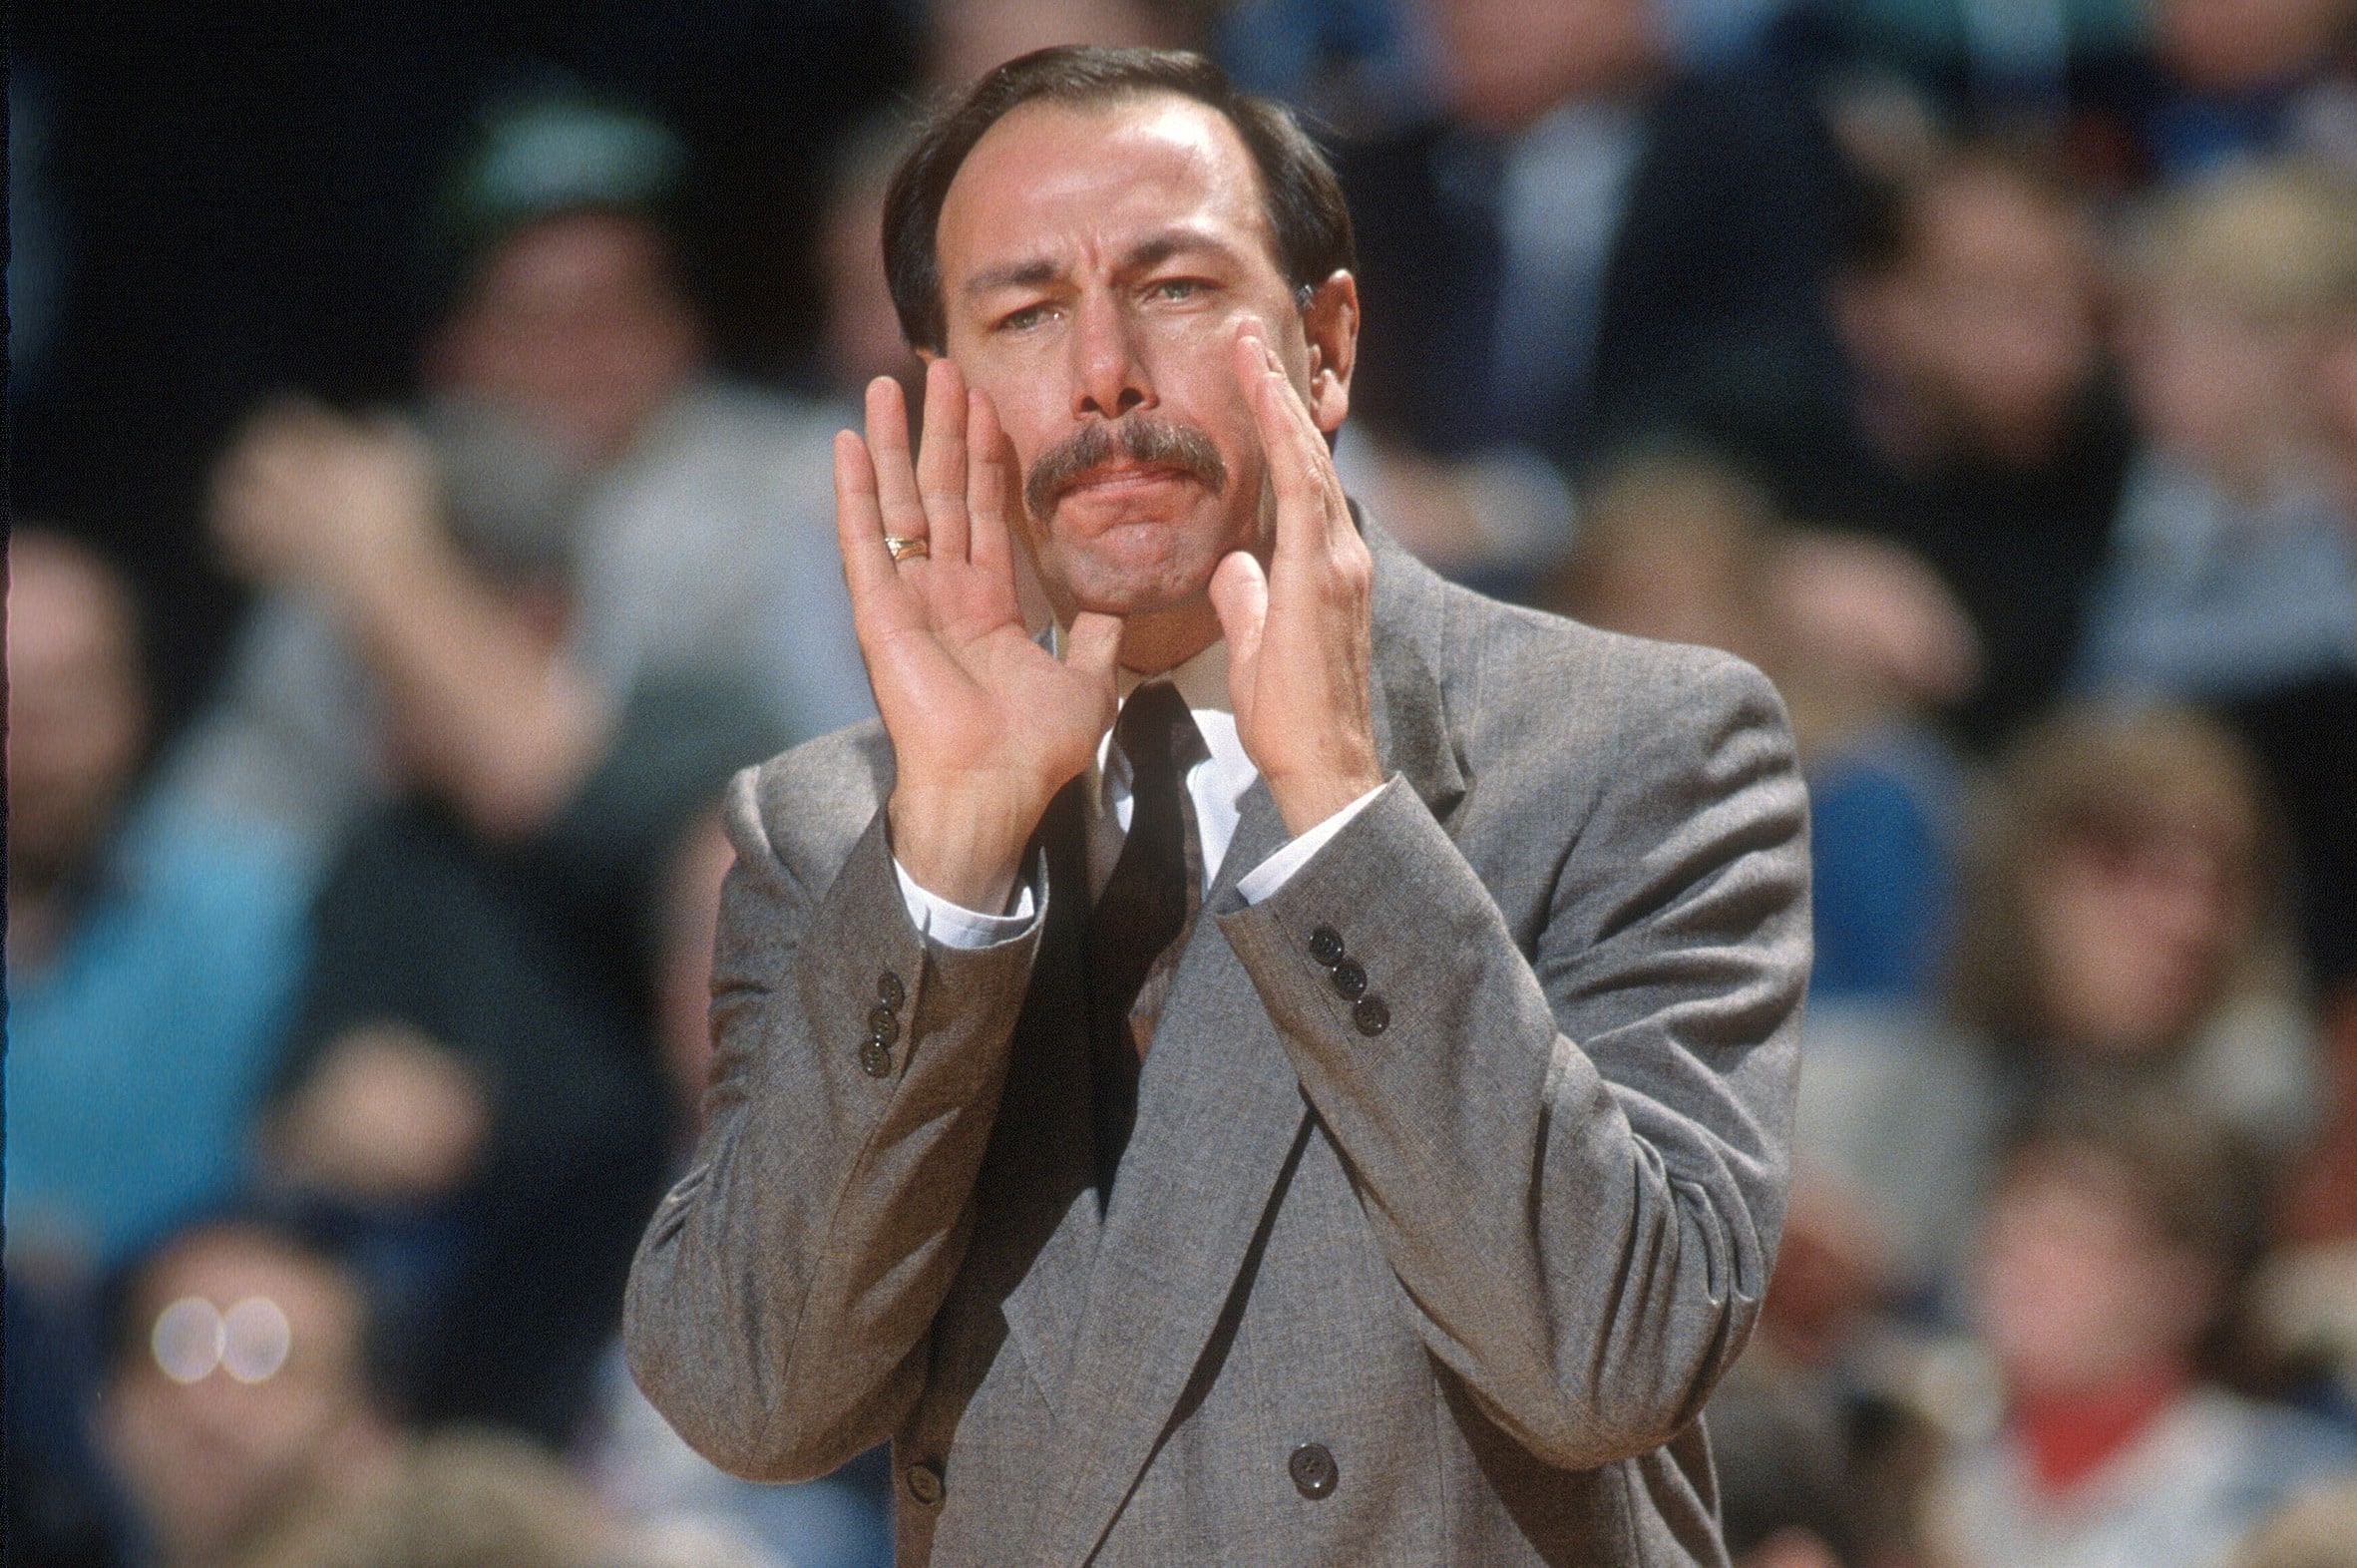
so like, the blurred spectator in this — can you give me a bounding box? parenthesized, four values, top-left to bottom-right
(1541, 448, 1782, 665)
(1951, 703, 2317, 1161)
(1924, 1100, 2355, 1568)
(1725, 139, 2132, 747)
(4, 531, 310, 1275)
(199, 401, 608, 847)
(196, 324, 781, 1446)
(95, 1209, 404, 1568)
(2078, 160, 2357, 703)
(163, 89, 871, 870)
(1707, 1159, 1955, 1568)
(250, 667, 773, 1445)
(2135, 0, 2357, 182)
(2220, 227, 2357, 990)
(1798, 702, 2314, 1301)
(1708, 1337, 1862, 1568)
(1771, 528, 1980, 1004)
(1334, 430, 1581, 588)
(1334, 0, 1849, 584)
(1543, 451, 1974, 1006)
(1769, 522, 1980, 1307)
(89, 1206, 740, 1568)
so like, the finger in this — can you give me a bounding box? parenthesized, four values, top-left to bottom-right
(1259, 330, 1355, 552)
(1209, 548, 1269, 695)
(864, 375, 930, 552)
(966, 385, 1017, 586)
(1061, 609, 1125, 687)
(915, 356, 972, 566)
(833, 428, 903, 627)
(1235, 327, 1322, 569)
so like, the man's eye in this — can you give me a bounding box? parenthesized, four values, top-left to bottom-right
(998, 304, 1051, 333)
(1149, 278, 1207, 303)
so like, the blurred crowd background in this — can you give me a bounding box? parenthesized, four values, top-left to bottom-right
(9, 0, 2357, 1564)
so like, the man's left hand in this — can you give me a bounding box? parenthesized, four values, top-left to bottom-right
(1210, 326, 1383, 837)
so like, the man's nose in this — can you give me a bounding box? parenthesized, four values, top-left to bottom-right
(1069, 294, 1154, 421)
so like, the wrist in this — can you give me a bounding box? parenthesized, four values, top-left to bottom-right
(1265, 761, 1385, 839)
(887, 783, 1038, 914)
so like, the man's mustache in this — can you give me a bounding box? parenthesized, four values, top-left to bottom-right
(1023, 416, 1228, 521)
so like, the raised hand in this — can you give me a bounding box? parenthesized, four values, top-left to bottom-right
(211, 401, 442, 596)
(1209, 326, 1383, 836)
(838, 356, 1124, 912)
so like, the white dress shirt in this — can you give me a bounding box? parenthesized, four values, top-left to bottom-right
(895, 636, 1381, 948)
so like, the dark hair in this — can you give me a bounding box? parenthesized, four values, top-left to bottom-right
(1836, 134, 2086, 275)
(1999, 1093, 2262, 1276)
(1994, 1091, 2270, 1379)
(881, 46, 1356, 353)
(423, 79, 709, 329)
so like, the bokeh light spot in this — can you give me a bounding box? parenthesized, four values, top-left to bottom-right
(221, 1297, 293, 1383)
(153, 1297, 224, 1384)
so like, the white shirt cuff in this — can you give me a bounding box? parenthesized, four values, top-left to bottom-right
(894, 860, 1039, 950)
(1233, 781, 1387, 905)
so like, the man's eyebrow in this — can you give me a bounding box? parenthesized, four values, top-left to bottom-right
(1122, 227, 1241, 272)
(964, 257, 1062, 299)
(963, 228, 1247, 300)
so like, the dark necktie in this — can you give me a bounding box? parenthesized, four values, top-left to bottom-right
(1087, 680, 1207, 1200)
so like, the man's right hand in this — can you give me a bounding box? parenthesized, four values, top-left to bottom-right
(837, 357, 1123, 914)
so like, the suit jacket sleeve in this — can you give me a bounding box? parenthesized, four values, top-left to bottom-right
(1217, 648, 1809, 1470)
(622, 748, 1044, 1481)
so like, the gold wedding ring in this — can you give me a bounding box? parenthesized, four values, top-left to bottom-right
(884, 535, 930, 563)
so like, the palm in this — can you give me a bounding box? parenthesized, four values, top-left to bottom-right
(866, 596, 1107, 799)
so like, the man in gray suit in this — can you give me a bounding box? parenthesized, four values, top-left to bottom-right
(625, 46, 1809, 1566)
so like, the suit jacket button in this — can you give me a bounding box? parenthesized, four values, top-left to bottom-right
(906, 1460, 945, 1506)
(1308, 926, 1346, 967)
(877, 972, 907, 1011)
(1288, 1442, 1337, 1499)
(1329, 957, 1368, 998)
(859, 1039, 894, 1078)
(868, 1006, 901, 1047)
(1353, 996, 1389, 1036)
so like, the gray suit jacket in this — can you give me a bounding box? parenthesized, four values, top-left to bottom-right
(624, 527, 1811, 1565)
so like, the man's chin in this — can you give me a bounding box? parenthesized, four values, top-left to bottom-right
(1037, 508, 1231, 616)
(1050, 546, 1221, 619)
(1061, 575, 1208, 620)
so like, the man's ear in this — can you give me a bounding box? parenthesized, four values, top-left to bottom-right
(1301, 271, 1359, 436)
